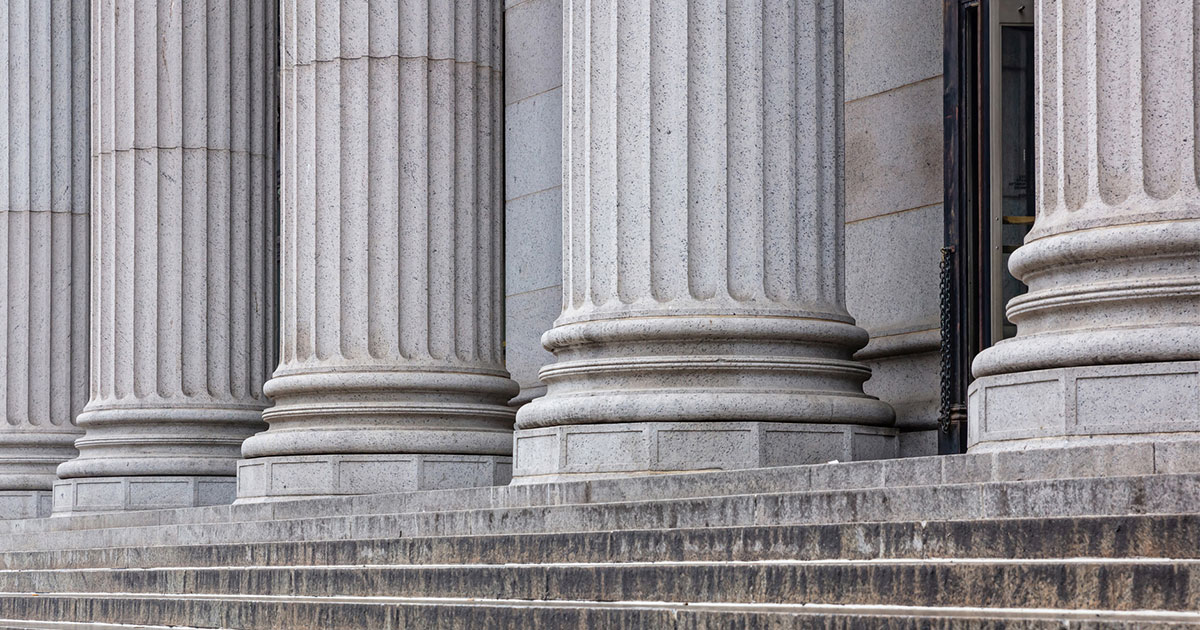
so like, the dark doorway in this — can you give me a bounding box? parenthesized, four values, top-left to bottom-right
(940, 0, 1035, 454)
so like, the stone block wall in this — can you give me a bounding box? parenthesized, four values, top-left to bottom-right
(844, 0, 944, 455)
(504, 0, 563, 406)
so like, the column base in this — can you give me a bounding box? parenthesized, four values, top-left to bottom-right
(51, 476, 237, 516)
(511, 421, 899, 484)
(235, 454, 513, 503)
(0, 490, 52, 519)
(968, 360, 1200, 452)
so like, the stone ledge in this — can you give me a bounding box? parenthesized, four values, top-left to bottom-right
(512, 422, 899, 483)
(968, 360, 1200, 452)
(236, 454, 513, 503)
(52, 477, 236, 516)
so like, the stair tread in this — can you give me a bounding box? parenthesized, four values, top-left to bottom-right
(6, 473, 1200, 555)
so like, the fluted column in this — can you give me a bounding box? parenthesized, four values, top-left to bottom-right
(0, 1, 88, 520)
(53, 0, 278, 514)
(235, 0, 514, 502)
(969, 1, 1200, 451)
(511, 0, 894, 482)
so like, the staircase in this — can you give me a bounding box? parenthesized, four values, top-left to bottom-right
(0, 443, 1197, 629)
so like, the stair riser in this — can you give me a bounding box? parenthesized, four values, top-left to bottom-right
(3, 564, 1197, 611)
(0, 515, 1195, 571)
(3, 475, 1198, 553)
(0, 597, 1188, 630)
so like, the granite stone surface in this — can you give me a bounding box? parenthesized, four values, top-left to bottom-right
(238, 0, 518, 501)
(54, 0, 280, 514)
(970, 0, 1200, 451)
(513, 0, 895, 480)
(0, 0, 89, 509)
(844, 0, 942, 100)
(503, 0, 563, 407)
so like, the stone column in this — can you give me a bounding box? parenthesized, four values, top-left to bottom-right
(236, 0, 515, 502)
(53, 0, 278, 514)
(0, 0, 88, 520)
(511, 0, 895, 482)
(969, 1, 1200, 451)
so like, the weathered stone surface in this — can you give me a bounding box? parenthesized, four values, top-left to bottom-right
(0, 0, 89, 512)
(844, 79, 943, 222)
(54, 0, 279, 514)
(0, 440, 1193, 540)
(236, 0, 516, 501)
(2, 513, 1197, 571)
(2, 441, 1200, 627)
(2, 595, 1185, 630)
(4, 560, 1199, 611)
(0, 442, 1199, 553)
(970, 0, 1200, 451)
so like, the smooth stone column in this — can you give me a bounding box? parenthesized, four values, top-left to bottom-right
(0, 0, 88, 520)
(236, 0, 515, 502)
(969, 1, 1200, 451)
(54, 0, 278, 514)
(511, 0, 895, 483)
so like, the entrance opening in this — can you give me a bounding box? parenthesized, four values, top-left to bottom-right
(940, 0, 1035, 454)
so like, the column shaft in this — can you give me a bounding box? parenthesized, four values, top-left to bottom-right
(969, 0, 1200, 450)
(0, 0, 89, 520)
(54, 0, 278, 513)
(236, 0, 515, 501)
(512, 0, 894, 482)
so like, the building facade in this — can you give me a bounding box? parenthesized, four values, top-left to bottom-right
(0, 0, 1194, 519)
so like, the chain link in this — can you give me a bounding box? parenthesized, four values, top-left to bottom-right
(938, 247, 955, 434)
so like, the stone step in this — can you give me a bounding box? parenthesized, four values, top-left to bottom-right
(3, 559, 1198, 612)
(10, 441, 1189, 540)
(3, 472, 1197, 553)
(0, 594, 1197, 629)
(0, 514, 1195, 571)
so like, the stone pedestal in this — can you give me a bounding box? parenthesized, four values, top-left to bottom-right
(0, 0, 89, 519)
(969, 1, 1200, 451)
(512, 0, 894, 482)
(236, 0, 516, 502)
(54, 1, 278, 514)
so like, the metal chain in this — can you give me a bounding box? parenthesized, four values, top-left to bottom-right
(938, 246, 955, 434)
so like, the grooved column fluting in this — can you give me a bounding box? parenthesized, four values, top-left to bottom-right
(235, 0, 515, 501)
(53, 0, 279, 514)
(0, 0, 89, 520)
(969, 0, 1200, 451)
(511, 0, 895, 482)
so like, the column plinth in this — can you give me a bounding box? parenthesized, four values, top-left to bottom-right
(53, 0, 278, 514)
(235, 0, 516, 502)
(0, 0, 89, 519)
(511, 0, 895, 482)
(968, 1, 1200, 451)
